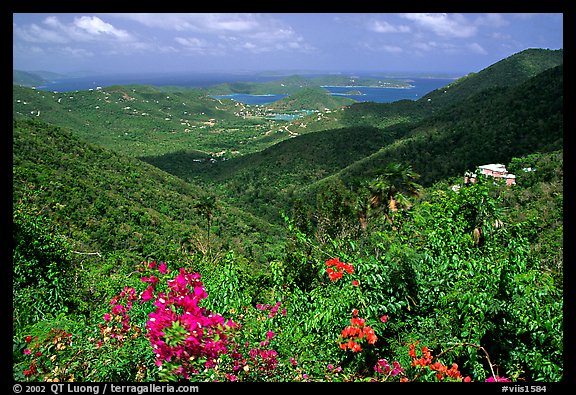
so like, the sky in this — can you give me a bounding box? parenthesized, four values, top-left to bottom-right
(12, 13, 564, 76)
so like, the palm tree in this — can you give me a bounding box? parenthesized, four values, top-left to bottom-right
(194, 195, 217, 256)
(367, 162, 422, 226)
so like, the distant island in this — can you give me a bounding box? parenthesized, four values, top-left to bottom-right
(202, 74, 413, 95)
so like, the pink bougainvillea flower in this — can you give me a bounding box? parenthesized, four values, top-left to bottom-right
(158, 262, 168, 274)
(140, 285, 154, 303)
(485, 376, 511, 382)
(380, 315, 388, 323)
(111, 304, 124, 315)
(23, 349, 31, 355)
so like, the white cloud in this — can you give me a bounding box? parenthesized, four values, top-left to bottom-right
(14, 15, 134, 44)
(474, 13, 509, 28)
(400, 13, 477, 38)
(175, 36, 207, 48)
(380, 44, 403, 53)
(108, 13, 268, 34)
(467, 42, 488, 55)
(14, 20, 69, 43)
(60, 46, 94, 58)
(368, 20, 411, 33)
(108, 13, 314, 55)
(73, 16, 132, 41)
(412, 41, 438, 51)
(361, 41, 404, 53)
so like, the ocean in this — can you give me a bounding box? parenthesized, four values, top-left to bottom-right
(36, 73, 456, 104)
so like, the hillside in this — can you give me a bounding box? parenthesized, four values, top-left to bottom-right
(142, 125, 401, 222)
(12, 118, 283, 270)
(12, 84, 250, 157)
(13, 70, 47, 87)
(12, 83, 354, 159)
(419, 48, 563, 108)
(298, 48, 564, 134)
(265, 86, 356, 111)
(321, 63, 564, 192)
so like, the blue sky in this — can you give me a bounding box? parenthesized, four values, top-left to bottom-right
(13, 13, 564, 76)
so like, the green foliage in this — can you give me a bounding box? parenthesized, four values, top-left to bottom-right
(13, 187, 73, 332)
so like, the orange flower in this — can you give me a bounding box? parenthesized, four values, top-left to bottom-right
(446, 363, 461, 379)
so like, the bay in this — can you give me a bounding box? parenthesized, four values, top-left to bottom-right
(210, 78, 455, 105)
(323, 78, 455, 103)
(36, 73, 456, 105)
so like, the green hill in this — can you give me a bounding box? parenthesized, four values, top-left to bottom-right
(12, 84, 257, 157)
(143, 125, 401, 222)
(299, 48, 563, 134)
(12, 118, 283, 269)
(13, 70, 47, 87)
(266, 86, 355, 111)
(420, 48, 563, 108)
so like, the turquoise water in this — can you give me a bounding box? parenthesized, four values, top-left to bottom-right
(267, 110, 314, 121)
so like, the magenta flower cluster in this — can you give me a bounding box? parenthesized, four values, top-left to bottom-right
(98, 286, 139, 348)
(140, 263, 237, 378)
(255, 301, 287, 319)
(373, 358, 404, 378)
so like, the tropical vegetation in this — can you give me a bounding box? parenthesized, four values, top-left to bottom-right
(12, 48, 563, 384)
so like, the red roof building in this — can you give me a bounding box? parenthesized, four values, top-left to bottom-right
(464, 164, 516, 186)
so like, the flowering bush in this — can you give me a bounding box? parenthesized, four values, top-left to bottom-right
(20, 330, 73, 381)
(339, 309, 377, 352)
(17, 258, 512, 383)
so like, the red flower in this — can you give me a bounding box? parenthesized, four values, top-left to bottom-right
(380, 315, 388, 323)
(325, 258, 354, 281)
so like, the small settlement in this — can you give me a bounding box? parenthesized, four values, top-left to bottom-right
(464, 164, 516, 186)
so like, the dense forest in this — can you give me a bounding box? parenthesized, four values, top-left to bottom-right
(12, 48, 563, 384)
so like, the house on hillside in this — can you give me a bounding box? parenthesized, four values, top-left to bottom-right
(464, 163, 516, 186)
